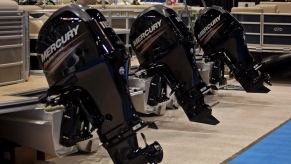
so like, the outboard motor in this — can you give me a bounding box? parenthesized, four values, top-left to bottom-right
(36, 4, 163, 164)
(194, 6, 271, 93)
(129, 5, 219, 125)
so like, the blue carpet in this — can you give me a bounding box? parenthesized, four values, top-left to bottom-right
(229, 120, 291, 164)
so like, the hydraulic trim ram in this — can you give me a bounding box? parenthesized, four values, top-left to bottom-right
(194, 6, 271, 93)
(129, 5, 219, 125)
(36, 4, 163, 164)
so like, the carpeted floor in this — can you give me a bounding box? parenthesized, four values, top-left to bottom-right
(228, 120, 291, 164)
(45, 82, 291, 164)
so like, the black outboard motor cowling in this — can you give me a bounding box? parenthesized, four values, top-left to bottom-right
(37, 4, 163, 164)
(194, 6, 271, 93)
(130, 5, 219, 125)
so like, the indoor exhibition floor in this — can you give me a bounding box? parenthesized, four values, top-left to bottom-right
(46, 81, 291, 164)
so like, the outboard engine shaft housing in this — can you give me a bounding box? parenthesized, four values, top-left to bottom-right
(194, 6, 271, 93)
(37, 4, 163, 164)
(130, 5, 219, 125)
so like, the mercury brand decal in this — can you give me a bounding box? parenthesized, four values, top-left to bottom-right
(133, 19, 162, 47)
(198, 15, 221, 39)
(41, 25, 79, 63)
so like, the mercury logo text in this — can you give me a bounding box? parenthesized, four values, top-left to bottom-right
(41, 25, 79, 63)
(198, 15, 221, 39)
(133, 19, 162, 47)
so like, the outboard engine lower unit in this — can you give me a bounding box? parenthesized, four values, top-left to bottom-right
(129, 5, 219, 125)
(36, 4, 163, 164)
(194, 6, 271, 93)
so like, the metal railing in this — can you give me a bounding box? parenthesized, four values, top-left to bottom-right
(0, 11, 29, 86)
(232, 12, 291, 53)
